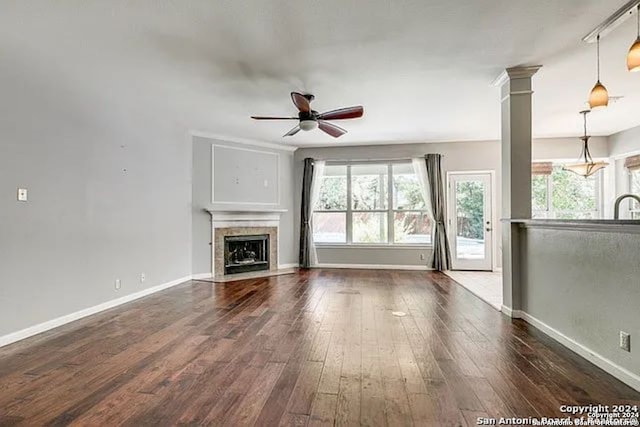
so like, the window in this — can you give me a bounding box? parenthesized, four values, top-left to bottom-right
(532, 165, 602, 219)
(630, 169, 640, 219)
(351, 164, 388, 243)
(313, 162, 432, 245)
(392, 163, 431, 244)
(314, 165, 347, 243)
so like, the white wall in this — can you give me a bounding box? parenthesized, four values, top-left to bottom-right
(191, 136, 297, 275)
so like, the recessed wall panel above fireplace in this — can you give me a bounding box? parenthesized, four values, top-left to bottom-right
(211, 144, 280, 206)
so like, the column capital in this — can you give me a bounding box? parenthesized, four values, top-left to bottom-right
(492, 66, 542, 87)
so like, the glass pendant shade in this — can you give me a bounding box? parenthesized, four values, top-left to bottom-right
(564, 160, 609, 178)
(588, 35, 608, 109)
(589, 81, 609, 109)
(630, 7, 640, 72)
(629, 38, 640, 72)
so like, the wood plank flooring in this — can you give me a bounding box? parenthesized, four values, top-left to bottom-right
(0, 269, 638, 426)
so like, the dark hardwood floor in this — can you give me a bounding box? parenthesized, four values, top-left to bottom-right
(0, 269, 638, 426)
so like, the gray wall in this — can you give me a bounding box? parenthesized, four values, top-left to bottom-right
(520, 226, 640, 376)
(294, 138, 597, 268)
(212, 145, 279, 205)
(191, 136, 297, 275)
(533, 136, 608, 160)
(609, 124, 640, 158)
(294, 141, 503, 268)
(608, 125, 640, 218)
(0, 77, 191, 337)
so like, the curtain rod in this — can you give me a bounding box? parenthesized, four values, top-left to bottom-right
(320, 155, 442, 163)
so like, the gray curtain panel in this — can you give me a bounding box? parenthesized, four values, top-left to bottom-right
(299, 158, 315, 268)
(425, 154, 452, 271)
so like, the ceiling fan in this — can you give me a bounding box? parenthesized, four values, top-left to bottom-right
(251, 92, 364, 138)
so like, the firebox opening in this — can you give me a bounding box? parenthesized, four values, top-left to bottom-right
(224, 234, 270, 275)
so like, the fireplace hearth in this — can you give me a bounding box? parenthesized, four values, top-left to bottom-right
(224, 234, 270, 275)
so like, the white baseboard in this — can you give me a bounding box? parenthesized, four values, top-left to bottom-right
(506, 309, 639, 392)
(0, 274, 192, 349)
(500, 305, 523, 318)
(191, 272, 213, 280)
(278, 263, 299, 269)
(312, 263, 432, 271)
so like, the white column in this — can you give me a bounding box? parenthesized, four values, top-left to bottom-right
(495, 66, 541, 315)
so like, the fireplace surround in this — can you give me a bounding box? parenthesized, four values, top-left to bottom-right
(206, 209, 286, 278)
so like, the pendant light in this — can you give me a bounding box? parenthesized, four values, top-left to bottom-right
(564, 110, 608, 178)
(628, 5, 640, 72)
(589, 35, 609, 109)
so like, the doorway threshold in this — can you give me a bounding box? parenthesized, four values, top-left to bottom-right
(445, 270, 502, 311)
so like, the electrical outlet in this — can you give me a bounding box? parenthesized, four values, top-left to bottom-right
(420, 253, 425, 261)
(115, 279, 121, 290)
(620, 331, 631, 352)
(140, 273, 146, 284)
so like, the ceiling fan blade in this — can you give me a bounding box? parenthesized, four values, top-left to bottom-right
(291, 92, 311, 113)
(251, 116, 298, 120)
(283, 125, 301, 137)
(318, 121, 347, 138)
(318, 106, 364, 121)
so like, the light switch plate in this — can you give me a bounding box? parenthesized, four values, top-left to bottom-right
(17, 188, 28, 202)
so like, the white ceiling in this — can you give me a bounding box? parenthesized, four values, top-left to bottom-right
(2, 1, 640, 147)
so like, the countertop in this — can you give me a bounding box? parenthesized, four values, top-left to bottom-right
(502, 218, 640, 233)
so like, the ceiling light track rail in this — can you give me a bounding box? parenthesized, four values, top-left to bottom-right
(583, 0, 640, 43)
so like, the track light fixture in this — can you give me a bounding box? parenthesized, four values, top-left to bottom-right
(628, 5, 640, 72)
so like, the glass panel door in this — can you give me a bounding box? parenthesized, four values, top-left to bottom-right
(448, 173, 493, 271)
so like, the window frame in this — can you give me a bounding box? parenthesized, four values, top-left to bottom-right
(629, 169, 640, 219)
(314, 160, 433, 247)
(531, 164, 604, 219)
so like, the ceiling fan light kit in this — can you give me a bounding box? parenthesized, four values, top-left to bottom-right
(251, 92, 364, 139)
(299, 120, 318, 131)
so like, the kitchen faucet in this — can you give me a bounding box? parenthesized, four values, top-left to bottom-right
(613, 194, 640, 219)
